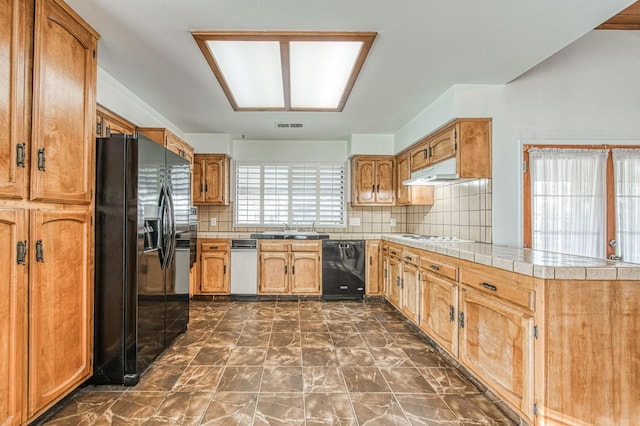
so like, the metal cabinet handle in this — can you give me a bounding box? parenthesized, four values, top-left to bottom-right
(369, 256, 373, 265)
(35, 240, 44, 262)
(285, 265, 288, 274)
(404, 256, 412, 261)
(423, 149, 428, 159)
(16, 143, 26, 168)
(449, 305, 455, 322)
(430, 264, 440, 271)
(459, 311, 465, 328)
(292, 266, 295, 275)
(17, 241, 27, 265)
(37, 148, 46, 171)
(209, 246, 219, 250)
(480, 282, 497, 292)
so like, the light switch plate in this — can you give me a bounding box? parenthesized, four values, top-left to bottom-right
(390, 218, 397, 227)
(349, 217, 361, 226)
(210, 217, 217, 226)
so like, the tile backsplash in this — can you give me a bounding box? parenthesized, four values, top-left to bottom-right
(197, 178, 491, 243)
(406, 178, 492, 243)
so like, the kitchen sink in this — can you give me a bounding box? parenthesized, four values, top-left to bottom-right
(250, 231, 330, 240)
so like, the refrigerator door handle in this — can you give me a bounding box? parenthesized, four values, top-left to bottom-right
(157, 186, 168, 268)
(164, 183, 176, 268)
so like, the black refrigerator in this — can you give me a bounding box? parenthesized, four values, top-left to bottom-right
(94, 133, 191, 385)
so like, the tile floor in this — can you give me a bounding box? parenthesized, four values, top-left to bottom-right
(45, 300, 515, 425)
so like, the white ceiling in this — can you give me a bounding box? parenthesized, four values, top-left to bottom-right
(66, 0, 634, 141)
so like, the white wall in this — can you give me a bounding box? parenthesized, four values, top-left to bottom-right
(395, 30, 640, 247)
(232, 140, 347, 162)
(348, 134, 395, 156)
(185, 133, 232, 155)
(96, 67, 184, 136)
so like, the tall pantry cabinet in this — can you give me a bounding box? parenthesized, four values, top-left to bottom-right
(0, 0, 99, 424)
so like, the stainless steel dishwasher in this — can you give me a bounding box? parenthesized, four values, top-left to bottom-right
(230, 239, 258, 300)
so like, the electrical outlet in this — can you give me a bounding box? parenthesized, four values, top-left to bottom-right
(350, 217, 361, 226)
(210, 217, 217, 226)
(390, 218, 397, 227)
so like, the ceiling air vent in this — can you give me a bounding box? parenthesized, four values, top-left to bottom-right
(275, 122, 304, 129)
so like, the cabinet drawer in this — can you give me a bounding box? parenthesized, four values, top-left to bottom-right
(401, 249, 420, 267)
(200, 239, 229, 252)
(421, 258, 458, 281)
(259, 241, 290, 252)
(459, 268, 534, 312)
(290, 241, 320, 252)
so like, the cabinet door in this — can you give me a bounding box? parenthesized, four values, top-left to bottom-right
(30, 0, 97, 204)
(375, 159, 395, 204)
(165, 133, 184, 157)
(353, 158, 375, 204)
(192, 159, 204, 204)
(365, 241, 380, 295)
(409, 140, 430, 172)
(0, 208, 27, 426)
(0, 0, 29, 200)
(203, 158, 224, 204)
(259, 252, 288, 294)
(396, 153, 410, 205)
(459, 289, 534, 419)
(290, 252, 320, 294)
(429, 126, 457, 165)
(387, 257, 401, 308)
(420, 273, 458, 356)
(29, 209, 93, 417)
(401, 263, 419, 324)
(200, 251, 228, 294)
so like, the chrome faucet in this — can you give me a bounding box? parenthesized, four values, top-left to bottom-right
(282, 223, 290, 231)
(311, 221, 316, 232)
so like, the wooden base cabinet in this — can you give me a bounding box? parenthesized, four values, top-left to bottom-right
(365, 240, 381, 295)
(28, 209, 93, 418)
(196, 239, 230, 295)
(458, 289, 534, 420)
(258, 241, 321, 295)
(420, 273, 459, 357)
(0, 209, 27, 426)
(400, 250, 420, 324)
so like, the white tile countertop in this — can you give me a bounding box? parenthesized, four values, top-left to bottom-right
(383, 234, 640, 280)
(197, 232, 640, 280)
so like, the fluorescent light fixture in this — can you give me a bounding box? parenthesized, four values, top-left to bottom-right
(290, 41, 363, 109)
(207, 41, 284, 108)
(192, 32, 376, 111)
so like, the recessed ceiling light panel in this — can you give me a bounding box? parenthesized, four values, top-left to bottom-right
(290, 41, 363, 109)
(207, 40, 284, 108)
(193, 31, 377, 112)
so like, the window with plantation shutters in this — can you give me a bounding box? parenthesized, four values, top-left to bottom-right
(235, 162, 345, 227)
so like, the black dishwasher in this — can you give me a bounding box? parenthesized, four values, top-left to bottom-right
(322, 240, 366, 300)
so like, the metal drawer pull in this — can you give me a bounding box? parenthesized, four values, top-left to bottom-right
(35, 240, 44, 262)
(209, 246, 219, 249)
(449, 305, 455, 322)
(480, 282, 497, 291)
(429, 264, 440, 271)
(404, 256, 412, 261)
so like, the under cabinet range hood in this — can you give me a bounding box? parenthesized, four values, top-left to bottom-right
(403, 158, 458, 185)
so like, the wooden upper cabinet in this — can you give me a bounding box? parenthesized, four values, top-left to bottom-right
(96, 104, 135, 137)
(409, 139, 430, 172)
(137, 127, 195, 164)
(193, 154, 230, 205)
(350, 155, 395, 206)
(458, 288, 534, 420)
(408, 118, 491, 179)
(396, 151, 434, 206)
(28, 208, 93, 417)
(0, 0, 30, 201)
(0, 208, 27, 426)
(30, 0, 99, 205)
